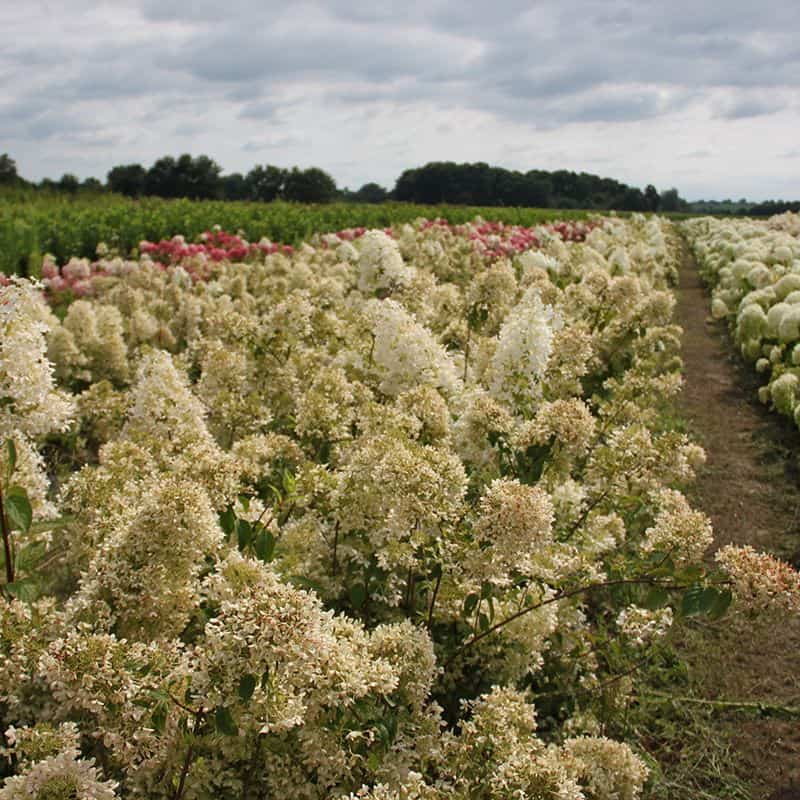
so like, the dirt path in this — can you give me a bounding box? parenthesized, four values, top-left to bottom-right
(675, 240, 800, 799)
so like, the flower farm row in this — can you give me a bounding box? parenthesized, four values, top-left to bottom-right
(0, 193, 589, 277)
(1, 214, 798, 800)
(684, 211, 800, 427)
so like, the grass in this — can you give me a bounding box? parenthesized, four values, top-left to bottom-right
(621, 630, 754, 800)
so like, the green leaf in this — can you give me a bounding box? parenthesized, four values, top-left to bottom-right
(151, 703, 167, 733)
(15, 541, 46, 572)
(214, 706, 238, 736)
(478, 613, 490, 632)
(375, 721, 392, 746)
(5, 439, 16, 478)
(708, 588, 733, 620)
(260, 667, 271, 690)
(698, 587, 718, 614)
(463, 593, 480, 616)
(219, 506, 236, 536)
(678, 565, 705, 583)
(5, 578, 38, 602)
(254, 529, 276, 563)
(238, 674, 257, 703)
(642, 586, 669, 610)
(681, 584, 704, 617)
(236, 519, 253, 551)
(281, 469, 296, 494)
(5, 487, 32, 533)
(290, 575, 326, 595)
(349, 583, 367, 609)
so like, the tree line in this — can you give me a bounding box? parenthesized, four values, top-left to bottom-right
(2, 151, 795, 215)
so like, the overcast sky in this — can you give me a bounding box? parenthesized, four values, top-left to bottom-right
(2, 0, 799, 200)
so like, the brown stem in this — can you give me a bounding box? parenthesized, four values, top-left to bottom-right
(463, 324, 471, 383)
(331, 521, 339, 577)
(0, 480, 15, 585)
(563, 488, 612, 541)
(172, 740, 194, 800)
(404, 566, 415, 613)
(172, 709, 205, 800)
(427, 569, 443, 629)
(445, 576, 696, 667)
(640, 690, 800, 719)
(530, 655, 651, 702)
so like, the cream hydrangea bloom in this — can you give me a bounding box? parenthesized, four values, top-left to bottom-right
(0, 279, 73, 439)
(487, 287, 562, 408)
(0, 748, 118, 800)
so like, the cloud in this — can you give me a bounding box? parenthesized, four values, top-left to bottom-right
(1, 0, 800, 198)
(716, 97, 786, 120)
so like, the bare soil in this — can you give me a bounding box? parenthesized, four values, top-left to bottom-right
(675, 242, 800, 799)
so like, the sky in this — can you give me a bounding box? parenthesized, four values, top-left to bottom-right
(2, 0, 799, 201)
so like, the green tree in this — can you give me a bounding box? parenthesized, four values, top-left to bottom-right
(108, 164, 147, 197)
(245, 165, 285, 202)
(0, 153, 18, 184)
(644, 184, 660, 212)
(221, 172, 248, 201)
(659, 188, 684, 212)
(176, 153, 223, 199)
(58, 173, 80, 194)
(282, 167, 338, 203)
(81, 177, 104, 192)
(145, 156, 179, 197)
(351, 182, 388, 203)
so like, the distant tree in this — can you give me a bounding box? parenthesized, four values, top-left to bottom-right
(145, 156, 179, 197)
(494, 170, 528, 206)
(745, 199, 800, 217)
(619, 187, 646, 212)
(81, 177, 103, 191)
(0, 153, 19, 184)
(177, 153, 222, 199)
(108, 164, 147, 197)
(139, 154, 223, 199)
(659, 188, 683, 212)
(58, 173, 80, 194)
(391, 161, 654, 210)
(245, 165, 285, 202)
(282, 167, 338, 203)
(393, 167, 421, 202)
(644, 184, 660, 212)
(351, 182, 388, 203)
(221, 172, 248, 201)
(522, 172, 552, 207)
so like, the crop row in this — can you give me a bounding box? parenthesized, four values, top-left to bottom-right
(2, 214, 798, 799)
(0, 192, 589, 277)
(683, 212, 800, 427)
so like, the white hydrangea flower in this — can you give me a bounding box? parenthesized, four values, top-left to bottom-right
(0, 748, 118, 800)
(0, 279, 73, 439)
(365, 298, 461, 397)
(487, 287, 562, 407)
(357, 230, 416, 293)
(616, 605, 674, 646)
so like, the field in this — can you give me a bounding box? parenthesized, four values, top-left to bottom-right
(1, 205, 799, 800)
(0, 191, 591, 278)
